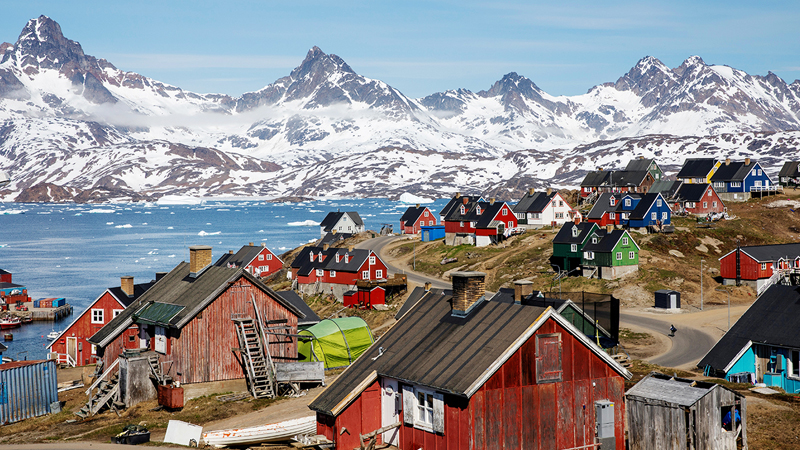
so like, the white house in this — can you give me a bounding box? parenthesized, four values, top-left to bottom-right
(512, 188, 575, 228)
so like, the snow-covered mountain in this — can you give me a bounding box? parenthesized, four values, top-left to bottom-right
(1, 15, 800, 202)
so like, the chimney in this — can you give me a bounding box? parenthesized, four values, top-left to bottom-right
(451, 271, 486, 317)
(228, 250, 233, 254)
(323, 244, 330, 251)
(529, 188, 535, 196)
(463, 197, 469, 205)
(745, 157, 751, 166)
(189, 245, 213, 278)
(348, 245, 355, 252)
(573, 213, 582, 225)
(121, 276, 134, 298)
(490, 198, 496, 205)
(249, 242, 254, 246)
(261, 242, 266, 247)
(455, 192, 461, 199)
(424, 282, 432, 291)
(638, 155, 644, 160)
(513, 280, 534, 305)
(725, 158, 730, 166)
(546, 188, 552, 196)
(416, 203, 420, 208)
(599, 167, 603, 171)
(155, 272, 167, 281)
(606, 224, 614, 233)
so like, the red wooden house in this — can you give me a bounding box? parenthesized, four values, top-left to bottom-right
(215, 242, 283, 278)
(289, 245, 388, 299)
(89, 245, 305, 384)
(0, 269, 11, 284)
(673, 183, 725, 215)
(309, 272, 632, 450)
(719, 243, 800, 291)
(343, 286, 385, 309)
(47, 276, 155, 367)
(443, 198, 517, 247)
(400, 204, 436, 234)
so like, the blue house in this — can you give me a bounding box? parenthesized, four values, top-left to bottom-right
(420, 225, 445, 242)
(699, 285, 800, 392)
(626, 193, 671, 228)
(615, 193, 642, 227)
(710, 157, 775, 202)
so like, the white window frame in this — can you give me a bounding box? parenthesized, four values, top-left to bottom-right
(703, 202, 708, 208)
(91, 309, 104, 324)
(622, 237, 628, 246)
(616, 252, 622, 261)
(571, 244, 577, 253)
(369, 256, 376, 265)
(376, 269, 383, 279)
(571, 227, 579, 237)
(761, 263, 767, 271)
(585, 251, 595, 260)
(362, 270, 370, 280)
(651, 212, 657, 221)
(258, 254, 264, 261)
(330, 270, 336, 278)
(460, 205, 465, 214)
(316, 269, 323, 277)
(424, 211, 429, 217)
(609, 212, 615, 220)
(403, 385, 444, 433)
(113, 309, 123, 318)
(429, 220, 434, 226)
(662, 212, 668, 221)
(625, 199, 631, 207)
(502, 208, 507, 216)
(629, 251, 635, 260)
(266, 254, 272, 260)
(712, 201, 718, 208)
(657, 199, 662, 207)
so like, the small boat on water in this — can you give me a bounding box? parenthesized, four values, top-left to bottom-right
(202, 415, 316, 447)
(47, 330, 61, 340)
(0, 316, 21, 329)
(4, 333, 12, 341)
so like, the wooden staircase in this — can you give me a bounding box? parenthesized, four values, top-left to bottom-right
(75, 372, 123, 418)
(233, 310, 277, 399)
(147, 355, 172, 385)
(612, 353, 632, 369)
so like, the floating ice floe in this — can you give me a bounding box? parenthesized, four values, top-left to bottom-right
(309, 209, 322, 213)
(288, 220, 320, 226)
(168, 254, 176, 258)
(399, 192, 434, 204)
(106, 222, 114, 225)
(88, 209, 115, 214)
(115, 224, 133, 228)
(167, 226, 174, 229)
(278, 247, 288, 250)
(198, 230, 221, 236)
(157, 195, 205, 205)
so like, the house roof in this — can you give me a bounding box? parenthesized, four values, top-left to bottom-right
(443, 200, 508, 229)
(395, 286, 439, 320)
(552, 222, 597, 245)
(89, 263, 302, 347)
(400, 206, 429, 226)
(320, 212, 364, 232)
(720, 243, 800, 263)
(0, 341, 7, 352)
(513, 191, 556, 214)
(309, 288, 631, 416)
(0, 269, 9, 276)
(779, 161, 800, 178)
(629, 193, 667, 220)
(291, 246, 377, 276)
(626, 372, 735, 407)
(710, 161, 755, 183)
(0, 282, 25, 291)
(612, 171, 651, 187)
(215, 244, 278, 269)
(649, 180, 683, 199)
(587, 193, 620, 219)
(439, 194, 483, 218)
(676, 158, 718, 179)
(318, 232, 353, 247)
(580, 171, 612, 187)
(699, 285, 800, 373)
(277, 290, 320, 326)
(582, 229, 637, 253)
(625, 158, 656, 173)
(675, 183, 711, 202)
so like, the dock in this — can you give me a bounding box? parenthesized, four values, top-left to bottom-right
(7, 302, 73, 321)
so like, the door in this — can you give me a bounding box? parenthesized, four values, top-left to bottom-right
(381, 378, 400, 446)
(670, 294, 677, 309)
(66, 337, 77, 366)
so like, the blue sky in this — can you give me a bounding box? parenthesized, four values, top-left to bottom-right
(2, 1, 798, 98)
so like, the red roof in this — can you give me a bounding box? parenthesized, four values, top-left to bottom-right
(0, 359, 48, 371)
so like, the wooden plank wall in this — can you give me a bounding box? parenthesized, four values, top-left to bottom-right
(627, 398, 687, 450)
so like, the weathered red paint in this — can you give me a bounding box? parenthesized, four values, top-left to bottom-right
(243, 248, 283, 278)
(321, 317, 627, 450)
(50, 290, 127, 366)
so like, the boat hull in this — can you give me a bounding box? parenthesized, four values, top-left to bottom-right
(202, 416, 316, 447)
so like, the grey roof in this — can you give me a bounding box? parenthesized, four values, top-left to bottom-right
(629, 193, 664, 220)
(215, 244, 278, 268)
(0, 269, 9, 275)
(443, 199, 509, 229)
(108, 281, 156, 308)
(552, 222, 597, 245)
(710, 161, 754, 183)
(587, 193, 621, 219)
(625, 158, 656, 172)
(320, 212, 364, 232)
(676, 158, 717, 179)
(277, 290, 320, 326)
(400, 206, 430, 226)
(675, 183, 712, 202)
(395, 287, 448, 320)
(308, 294, 550, 414)
(513, 191, 556, 214)
(779, 161, 800, 178)
(0, 341, 6, 352)
(291, 246, 375, 276)
(89, 262, 302, 347)
(439, 194, 484, 218)
(582, 229, 633, 253)
(318, 232, 353, 247)
(733, 243, 800, 263)
(580, 171, 612, 187)
(626, 372, 727, 407)
(612, 171, 651, 187)
(699, 285, 800, 373)
(0, 282, 25, 290)
(649, 180, 683, 199)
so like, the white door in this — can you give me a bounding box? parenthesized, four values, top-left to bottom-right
(66, 337, 77, 366)
(381, 378, 400, 446)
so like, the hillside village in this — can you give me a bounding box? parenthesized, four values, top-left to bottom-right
(3, 157, 800, 449)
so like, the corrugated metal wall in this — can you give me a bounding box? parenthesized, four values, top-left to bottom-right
(0, 360, 58, 425)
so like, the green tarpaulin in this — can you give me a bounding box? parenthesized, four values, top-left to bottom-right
(298, 317, 374, 369)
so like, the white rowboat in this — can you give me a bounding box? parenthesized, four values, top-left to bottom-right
(202, 415, 316, 447)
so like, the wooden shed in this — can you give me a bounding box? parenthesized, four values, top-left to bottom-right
(626, 372, 747, 450)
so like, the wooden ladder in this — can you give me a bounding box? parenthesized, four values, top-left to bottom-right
(147, 355, 172, 385)
(233, 316, 276, 399)
(75, 372, 123, 418)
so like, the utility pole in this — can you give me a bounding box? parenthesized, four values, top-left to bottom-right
(700, 259, 705, 310)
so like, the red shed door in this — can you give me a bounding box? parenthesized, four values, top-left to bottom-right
(381, 378, 400, 446)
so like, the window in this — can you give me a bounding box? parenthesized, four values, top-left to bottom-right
(714, 182, 724, 188)
(429, 220, 434, 226)
(559, 200, 564, 207)
(712, 201, 717, 208)
(555, 212, 563, 219)
(585, 251, 595, 260)
(476, 206, 482, 215)
(625, 199, 631, 207)
(703, 202, 708, 208)
(651, 212, 657, 221)
(761, 263, 767, 271)
(609, 212, 615, 220)
(622, 237, 628, 245)
(609, 197, 616, 206)
(571, 227, 578, 237)
(362, 270, 369, 280)
(113, 309, 123, 318)
(502, 208, 507, 216)
(616, 252, 622, 261)
(508, 221, 513, 228)
(424, 211, 429, 217)
(335, 253, 340, 263)
(536, 333, 563, 383)
(460, 205, 465, 214)
(571, 244, 577, 252)
(403, 386, 444, 433)
(316, 269, 323, 277)
(662, 212, 668, 221)
(657, 199, 662, 207)
(128, 335, 136, 343)
(591, 237, 598, 244)
(376, 270, 383, 278)
(258, 254, 264, 261)
(330, 270, 336, 277)
(471, 222, 476, 228)
(91, 309, 104, 324)
(629, 251, 635, 260)
(731, 182, 742, 188)
(459, 221, 464, 227)
(154, 326, 166, 354)
(792, 351, 800, 378)
(91, 344, 97, 355)
(266, 254, 272, 260)
(708, 190, 712, 197)
(417, 391, 434, 427)
(751, 169, 757, 176)
(369, 256, 376, 265)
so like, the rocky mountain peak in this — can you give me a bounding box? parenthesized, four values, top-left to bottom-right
(291, 46, 355, 81)
(614, 55, 675, 105)
(482, 72, 541, 99)
(673, 55, 707, 77)
(13, 15, 88, 72)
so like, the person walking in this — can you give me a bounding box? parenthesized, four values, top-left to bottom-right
(669, 324, 677, 337)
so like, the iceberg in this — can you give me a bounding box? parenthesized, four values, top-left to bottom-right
(115, 224, 133, 228)
(399, 192, 434, 204)
(198, 230, 222, 236)
(157, 195, 205, 205)
(88, 209, 116, 214)
(287, 220, 320, 226)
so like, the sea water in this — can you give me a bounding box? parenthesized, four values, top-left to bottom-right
(0, 198, 447, 360)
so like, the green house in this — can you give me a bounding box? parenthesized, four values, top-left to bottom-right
(626, 157, 664, 182)
(581, 229, 640, 279)
(551, 222, 600, 272)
